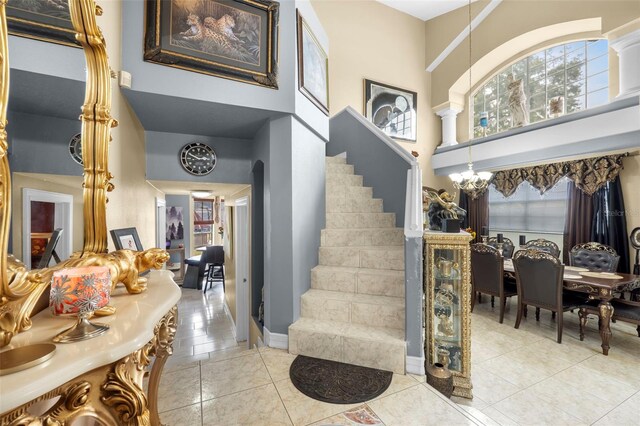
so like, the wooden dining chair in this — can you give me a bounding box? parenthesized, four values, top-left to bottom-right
(524, 239, 560, 257)
(487, 237, 515, 258)
(513, 249, 586, 343)
(471, 243, 517, 323)
(204, 246, 225, 294)
(569, 242, 620, 272)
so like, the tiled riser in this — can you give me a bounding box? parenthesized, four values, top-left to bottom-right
(326, 185, 373, 199)
(326, 197, 384, 213)
(321, 228, 403, 246)
(326, 213, 395, 229)
(326, 163, 354, 174)
(288, 328, 406, 374)
(311, 267, 405, 298)
(326, 174, 363, 186)
(319, 247, 404, 271)
(301, 295, 405, 330)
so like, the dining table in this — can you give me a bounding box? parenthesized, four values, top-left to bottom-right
(503, 258, 640, 355)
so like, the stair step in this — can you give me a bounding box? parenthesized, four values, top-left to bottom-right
(321, 228, 403, 247)
(326, 174, 363, 187)
(326, 163, 354, 175)
(301, 289, 404, 330)
(326, 185, 373, 199)
(326, 213, 395, 229)
(326, 197, 383, 213)
(288, 318, 406, 374)
(319, 246, 404, 270)
(311, 265, 405, 298)
(325, 156, 347, 164)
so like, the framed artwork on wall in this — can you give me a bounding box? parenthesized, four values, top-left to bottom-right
(144, 0, 280, 88)
(7, 0, 79, 47)
(110, 228, 144, 251)
(296, 9, 329, 115)
(166, 206, 184, 241)
(364, 79, 417, 142)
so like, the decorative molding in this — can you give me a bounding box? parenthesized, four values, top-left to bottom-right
(426, 0, 503, 72)
(406, 355, 425, 375)
(264, 327, 288, 350)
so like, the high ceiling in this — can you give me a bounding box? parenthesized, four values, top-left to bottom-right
(376, 0, 478, 21)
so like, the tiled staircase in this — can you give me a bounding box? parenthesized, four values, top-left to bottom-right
(288, 156, 406, 374)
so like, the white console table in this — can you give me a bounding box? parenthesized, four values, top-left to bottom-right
(0, 270, 181, 425)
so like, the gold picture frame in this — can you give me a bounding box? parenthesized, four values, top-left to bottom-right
(296, 9, 329, 115)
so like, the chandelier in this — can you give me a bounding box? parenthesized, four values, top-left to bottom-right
(449, 0, 492, 199)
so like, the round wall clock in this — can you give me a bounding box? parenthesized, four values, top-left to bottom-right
(180, 142, 217, 176)
(69, 133, 83, 165)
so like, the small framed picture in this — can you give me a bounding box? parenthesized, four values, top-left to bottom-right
(110, 228, 143, 251)
(364, 79, 417, 142)
(297, 9, 329, 115)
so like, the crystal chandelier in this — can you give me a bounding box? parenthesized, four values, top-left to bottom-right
(449, 0, 492, 200)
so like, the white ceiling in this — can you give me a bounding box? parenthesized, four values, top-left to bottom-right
(149, 180, 250, 199)
(376, 0, 478, 21)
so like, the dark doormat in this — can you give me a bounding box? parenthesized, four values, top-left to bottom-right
(289, 355, 393, 404)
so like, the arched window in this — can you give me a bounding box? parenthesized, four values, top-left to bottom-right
(472, 39, 609, 138)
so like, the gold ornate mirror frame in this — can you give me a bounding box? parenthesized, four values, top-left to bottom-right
(0, 0, 167, 348)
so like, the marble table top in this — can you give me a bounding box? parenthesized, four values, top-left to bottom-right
(0, 270, 181, 413)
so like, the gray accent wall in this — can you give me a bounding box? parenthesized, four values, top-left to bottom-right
(405, 238, 423, 358)
(145, 131, 253, 184)
(8, 111, 83, 176)
(252, 115, 327, 335)
(165, 194, 191, 256)
(327, 110, 410, 227)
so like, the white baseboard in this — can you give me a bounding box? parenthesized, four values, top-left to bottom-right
(264, 327, 289, 350)
(406, 355, 425, 375)
(223, 300, 237, 339)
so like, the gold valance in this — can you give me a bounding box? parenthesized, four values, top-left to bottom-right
(490, 154, 626, 198)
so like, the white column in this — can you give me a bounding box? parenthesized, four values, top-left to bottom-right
(435, 106, 463, 148)
(610, 29, 640, 99)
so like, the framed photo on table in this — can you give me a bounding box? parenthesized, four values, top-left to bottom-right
(296, 9, 329, 115)
(364, 79, 417, 142)
(110, 228, 143, 251)
(7, 0, 79, 47)
(144, 0, 280, 88)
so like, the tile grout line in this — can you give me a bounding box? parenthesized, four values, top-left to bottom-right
(199, 360, 204, 426)
(257, 349, 296, 426)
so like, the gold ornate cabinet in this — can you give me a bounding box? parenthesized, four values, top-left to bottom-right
(424, 230, 473, 398)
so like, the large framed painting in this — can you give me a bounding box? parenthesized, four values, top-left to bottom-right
(7, 0, 79, 47)
(364, 79, 417, 142)
(144, 0, 280, 88)
(296, 9, 328, 115)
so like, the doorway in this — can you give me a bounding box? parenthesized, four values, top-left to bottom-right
(235, 196, 250, 342)
(22, 188, 73, 269)
(156, 197, 166, 249)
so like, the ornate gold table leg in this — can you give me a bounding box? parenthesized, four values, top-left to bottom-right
(598, 300, 614, 356)
(147, 305, 178, 425)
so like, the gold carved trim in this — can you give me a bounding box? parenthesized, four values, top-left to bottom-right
(1, 305, 178, 425)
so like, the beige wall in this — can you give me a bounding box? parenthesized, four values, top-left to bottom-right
(98, 2, 165, 251)
(11, 174, 84, 263)
(311, 0, 450, 191)
(620, 155, 640, 272)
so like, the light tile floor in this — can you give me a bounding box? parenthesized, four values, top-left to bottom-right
(159, 287, 640, 425)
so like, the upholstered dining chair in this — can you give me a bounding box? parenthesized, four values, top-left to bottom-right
(471, 243, 517, 323)
(524, 238, 560, 257)
(579, 299, 640, 340)
(513, 249, 586, 343)
(487, 237, 515, 258)
(569, 242, 620, 272)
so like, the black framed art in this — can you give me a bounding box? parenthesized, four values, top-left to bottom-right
(364, 79, 417, 142)
(7, 0, 79, 47)
(296, 9, 328, 115)
(144, 0, 280, 88)
(110, 228, 144, 251)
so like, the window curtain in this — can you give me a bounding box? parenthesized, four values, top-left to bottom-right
(591, 177, 630, 273)
(459, 191, 489, 244)
(562, 181, 594, 265)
